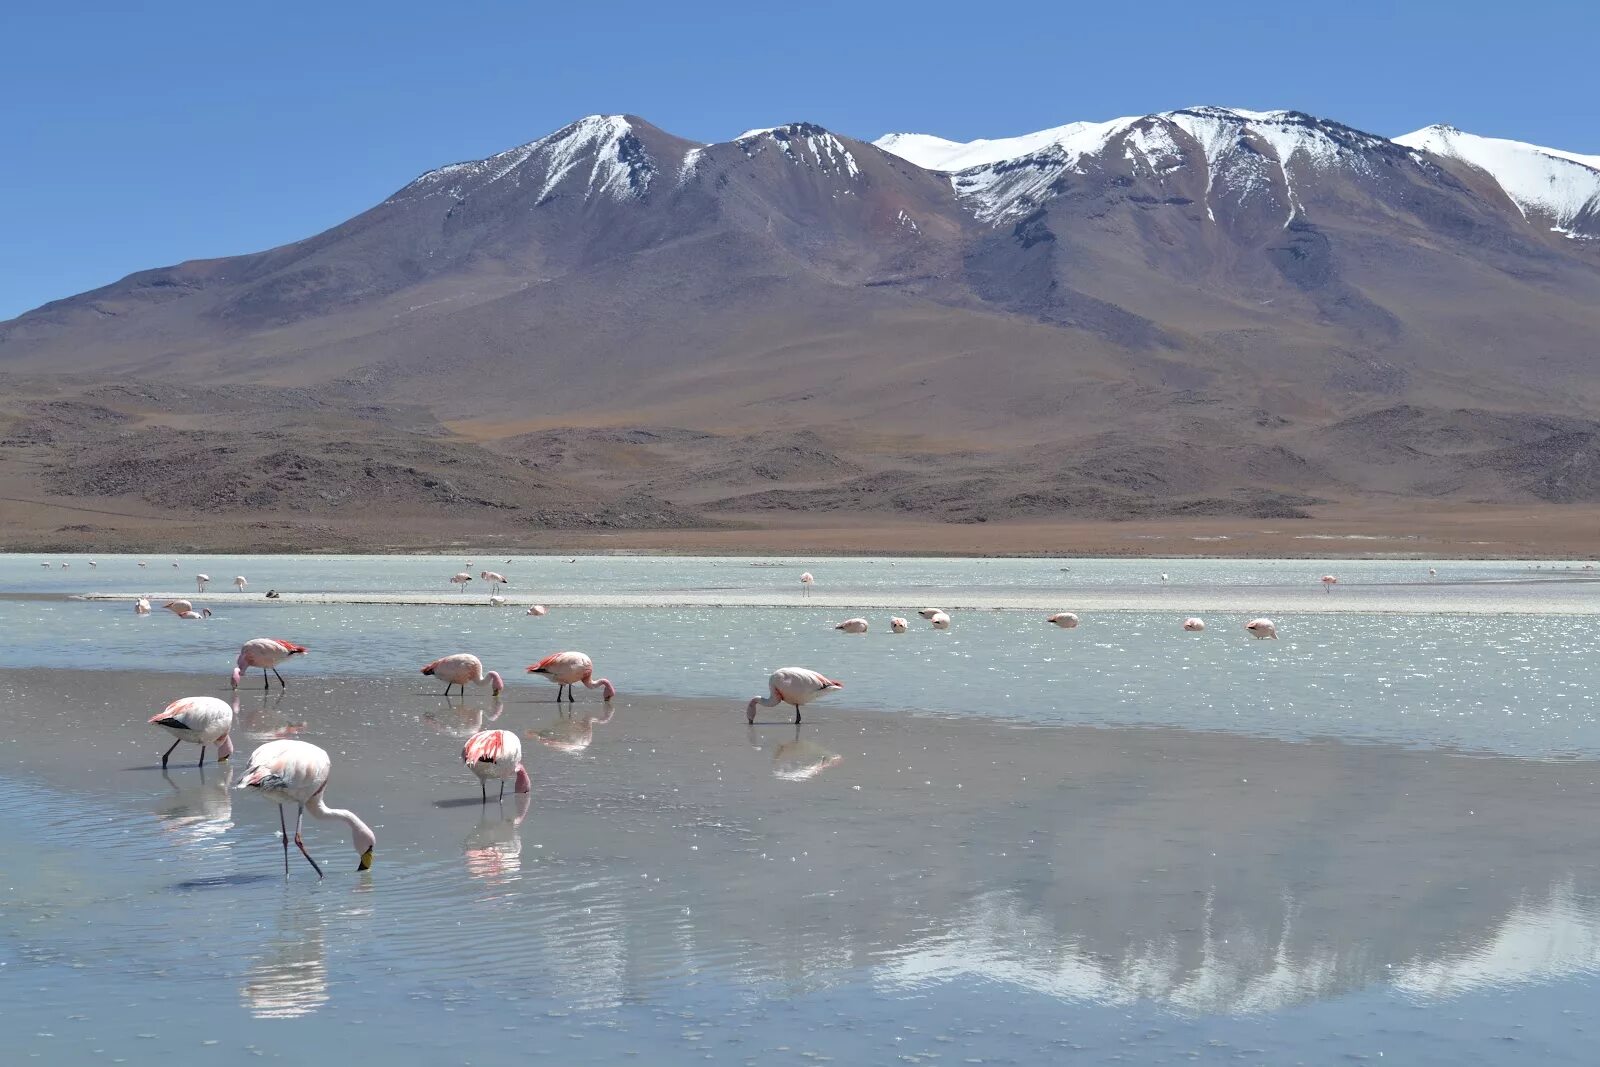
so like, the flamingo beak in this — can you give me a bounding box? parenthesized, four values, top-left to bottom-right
(358, 848, 374, 871)
(217, 754, 229, 762)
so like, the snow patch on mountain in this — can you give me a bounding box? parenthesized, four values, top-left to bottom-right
(737, 124, 862, 180)
(1394, 125, 1600, 235)
(393, 115, 655, 205)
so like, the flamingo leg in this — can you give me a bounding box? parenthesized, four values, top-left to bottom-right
(160, 739, 181, 768)
(499, 779, 506, 801)
(279, 805, 291, 876)
(794, 705, 803, 724)
(272, 667, 287, 688)
(480, 779, 487, 804)
(197, 744, 206, 768)
(293, 805, 324, 879)
(262, 668, 271, 691)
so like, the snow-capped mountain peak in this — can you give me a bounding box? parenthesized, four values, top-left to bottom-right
(1394, 124, 1600, 236)
(733, 122, 863, 180)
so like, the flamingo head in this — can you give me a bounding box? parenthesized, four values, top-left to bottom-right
(352, 826, 377, 871)
(514, 763, 531, 794)
(824, 678, 844, 692)
(201, 608, 213, 619)
(487, 671, 505, 696)
(746, 697, 760, 725)
(598, 678, 616, 701)
(230, 666, 242, 690)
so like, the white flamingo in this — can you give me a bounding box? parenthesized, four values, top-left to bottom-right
(889, 617, 909, 633)
(236, 740, 375, 877)
(1047, 613, 1079, 629)
(834, 618, 869, 634)
(234, 576, 248, 592)
(148, 696, 235, 769)
(800, 572, 815, 598)
(747, 667, 843, 724)
(1183, 617, 1206, 632)
(1245, 618, 1279, 640)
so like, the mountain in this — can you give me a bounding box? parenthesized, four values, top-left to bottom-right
(3, 107, 1600, 551)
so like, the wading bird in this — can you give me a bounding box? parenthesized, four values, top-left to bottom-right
(236, 740, 374, 877)
(148, 696, 234, 769)
(1047, 612, 1079, 629)
(420, 653, 504, 698)
(450, 572, 473, 590)
(1245, 618, 1279, 640)
(163, 599, 193, 616)
(178, 608, 213, 620)
(233, 638, 309, 690)
(747, 667, 843, 725)
(800, 572, 814, 597)
(196, 574, 210, 594)
(135, 597, 152, 615)
(234, 576, 248, 592)
(526, 604, 548, 617)
(835, 618, 868, 634)
(1321, 575, 1338, 592)
(1183, 617, 1206, 632)
(928, 611, 951, 630)
(480, 570, 508, 593)
(889, 617, 908, 633)
(527, 651, 615, 702)
(462, 729, 530, 802)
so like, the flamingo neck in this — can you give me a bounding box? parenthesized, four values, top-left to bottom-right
(484, 670, 505, 695)
(583, 676, 616, 700)
(216, 734, 235, 762)
(307, 793, 376, 855)
(513, 763, 531, 794)
(230, 666, 243, 689)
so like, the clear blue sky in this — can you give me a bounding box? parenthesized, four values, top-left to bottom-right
(3, 0, 1596, 320)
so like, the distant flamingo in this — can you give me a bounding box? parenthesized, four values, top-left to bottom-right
(232, 638, 309, 690)
(149, 696, 235, 769)
(450, 572, 473, 590)
(488, 595, 506, 607)
(88, 561, 96, 568)
(135, 597, 152, 615)
(163, 599, 193, 616)
(1245, 618, 1279, 640)
(1320, 575, 1338, 592)
(747, 667, 843, 725)
(927, 611, 951, 630)
(480, 570, 509, 593)
(526, 604, 548, 617)
(835, 618, 869, 634)
(40, 562, 50, 568)
(234, 576, 248, 592)
(178, 608, 213, 620)
(172, 562, 179, 569)
(61, 562, 69, 569)
(462, 729, 530, 803)
(1047, 612, 1079, 629)
(917, 608, 944, 620)
(138, 561, 147, 568)
(196, 574, 210, 594)
(800, 572, 814, 597)
(889, 617, 909, 633)
(420, 653, 504, 698)
(527, 652, 614, 702)
(1429, 568, 1438, 577)
(1161, 573, 1169, 582)
(236, 739, 375, 877)
(1183, 617, 1206, 632)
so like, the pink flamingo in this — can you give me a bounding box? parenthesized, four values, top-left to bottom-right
(148, 696, 235, 769)
(196, 574, 211, 594)
(1047, 612, 1079, 629)
(1320, 575, 1338, 592)
(889, 616, 909, 633)
(527, 651, 615, 702)
(449, 572, 473, 590)
(526, 604, 548, 617)
(835, 618, 869, 634)
(747, 667, 843, 725)
(236, 739, 375, 877)
(927, 611, 951, 630)
(1183, 617, 1206, 632)
(163, 599, 193, 616)
(1245, 618, 1279, 640)
(177, 608, 213, 620)
(462, 729, 530, 802)
(479, 570, 509, 593)
(234, 576, 248, 593)
(232, 638, 309, 690)
(420, 653, 504, 697)
(800, 572, 815, 597)
(135, 597, 152, 615)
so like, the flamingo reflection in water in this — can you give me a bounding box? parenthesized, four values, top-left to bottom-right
(531, 704, 616, 754)
(765, 724, 844, 782)
(241, 901, 330, 1019)
(464, 791, 533, 884)
(153, 766, 234, 849)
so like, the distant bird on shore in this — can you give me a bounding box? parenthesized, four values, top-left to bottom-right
(177, 608, 213, 620)
(163, 599, 193, 616)
(149, 696, 234, 769)
(196, 574, 210, 594)
(462, 729, 530, 803)
(236, 739, 375, 877)
(1245, 618, 1279, 640)
(747, 667, 843, 724)
(135, 597, 152, 615)
(480, 570, 508, 593)
(421, 653, 504, 698)
(488, 594, 506, 607)
(265, 589, 281, 599)
(88, 561, 96, 568)
(234, 576, 248, 592)
(526, 604, 548, 617)
(1047, 612, 1079, 629)
(450, 572, 473, 589)
(889, 617, 908, 633)
(928, 611, 952, 630)
(232, 638, 309, 690)
(800, 572, 815, 597)
(527, 651, 615, 702)
(1183, 617, 1206, 632)
(1320, 575, 1338, 592)
(835, 618, 869, 634)
(138, 561, 147, 568)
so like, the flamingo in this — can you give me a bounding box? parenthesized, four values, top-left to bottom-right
(1047, 612, 1079, 629)
(61, 562, 69, 569)
(480, 570, 509, 593)
(927, 611, 951, 630)
(449, 572, 473, 590)
(889, 617, 909, 633)
(40, 562, 50, 568)
(835, 618, 869, 634)
(1245, 618, 1279, 640)
(526, 604, 548, 617)
(232, 638, 309, 690)
(420, 653, 504, 698)
(916, 608, 944, 620)
(236, 739, 375, 877)
(747, 667, 843, 725)
(1320, 575, 1338, 593)
(488, 594, 507, 607)
(178, 608, 213, 620)
(462, 729, 530, 803)
(163, 599, 193, 616)
(1429, 568, 1438, 578)
(172, 562, 180, 568)
(1161, 573, 1169, 582)
(1183, 617, 1206, 632)
(527, 652, 615, 702)
(148, 696, 235, 769)
(88, 561, 96, 568)
(135, 597, 152, 615)
(138, 561, 148, 568)
(800, 572, 814, 598)
(196, 574, 211, 594)
(234, 576, 248, 593)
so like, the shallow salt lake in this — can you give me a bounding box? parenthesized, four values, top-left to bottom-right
(3, 554, 1600, 1064)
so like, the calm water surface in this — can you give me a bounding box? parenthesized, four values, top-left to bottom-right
(2, 554, 1599, 1064)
